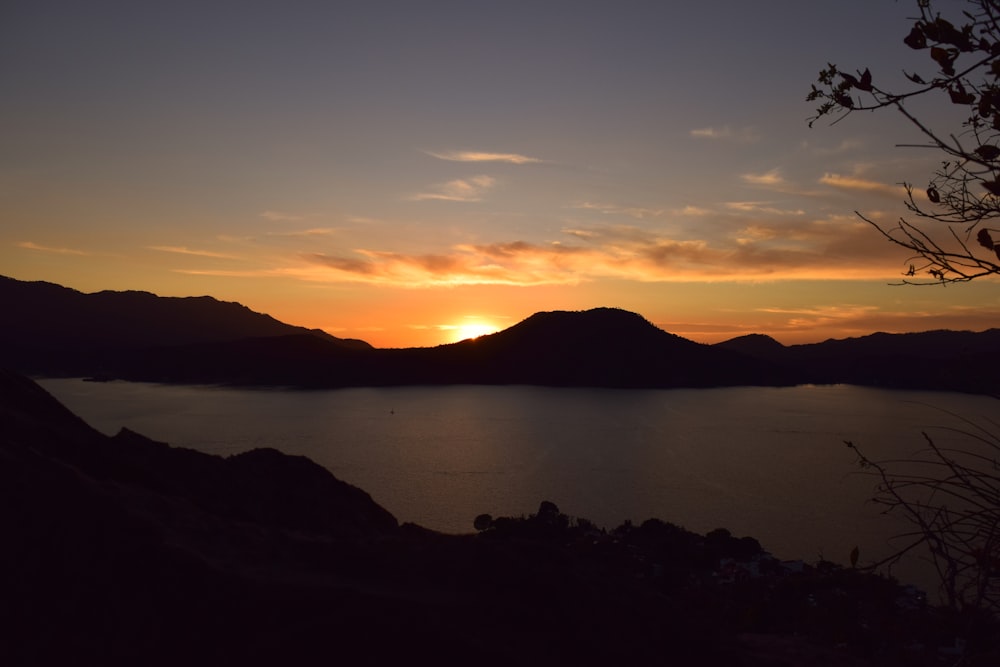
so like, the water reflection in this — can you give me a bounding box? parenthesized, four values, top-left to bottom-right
(38, 379, 997, 590)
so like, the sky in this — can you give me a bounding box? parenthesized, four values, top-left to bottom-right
(3, 0, 999, 348)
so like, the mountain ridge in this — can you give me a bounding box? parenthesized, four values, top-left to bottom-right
(2, 275, 995, 393)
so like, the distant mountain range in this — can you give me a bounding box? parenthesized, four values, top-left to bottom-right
(2, 275, 997, 393)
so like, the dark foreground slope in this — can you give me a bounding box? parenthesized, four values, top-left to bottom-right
(3, 370, 996, 665)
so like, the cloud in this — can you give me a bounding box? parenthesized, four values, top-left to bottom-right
(690, 125, 760, 143)
(297, 246, 566, 286)
(173, 269, 275, 278)
(411, 175, 496, 202)
(571, 201, 665, 219)
(801, 139, 864, 155)
(756, 304, 881, 329)
(16, 241, 88, 255)
(675, 205, 714, 217)
(260, 210, 305, 222)
(725, 201, 806, 216)
(148, 245, 238, 259)
(270, 211, 908, 288)
(819, 173, 907, 198)
(661, 302, 1000, 345)
(750, 304, 1000, 339)
(426, 150, 542, 165)
(265, 228, 338, 238)
(740, 169, 787, 187)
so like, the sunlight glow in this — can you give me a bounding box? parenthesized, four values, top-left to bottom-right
(453, 320, 499, 342)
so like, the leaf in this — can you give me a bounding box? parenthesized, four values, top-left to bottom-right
(977, 228, 995, 250)
(850, 546, 860, 568)
(978, 94, 994, 119)
(931, 46, 957, 75)
(905, 71, 926, 84)
(904, 25, 927, 50)
(857, 68, 873, 92)
(975, 145, 1000, 161)
(949, 83, 976, 105)
(982, 180, 1000, 196)
(927, 186, 940, 203)
(926, 17, 972, 51)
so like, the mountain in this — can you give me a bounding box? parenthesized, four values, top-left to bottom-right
(409, 307, 790, 387)
(716, 329, 1000, 394)
(714, 333, 787, 360)
(0, 275, 371, 375)
(4, 369, 988, 665)
(110, 307, 791, 389)
(3, 275, 996, 393)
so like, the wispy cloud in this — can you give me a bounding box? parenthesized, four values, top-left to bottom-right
(271, 212, 906, 288)
(819, 173, 907, 198)
(756, 304, 881, 329)
(690, 125, 760, 143)
(749, 304, 1000, 339)
(801, 139, 864, 155)
(148, 245, 238, 259)
(675, 205, 714, 217)
(572, 201, 665, 220)
(173, 269, 271, 277)
(663, 303, 1000, 344)
(426, 150, 542, 165)
(17, 241, 88, 255)
(265, 228, 338, 238)
(724, 201, 805, 216)
(740, 169, 787, 187)
(259, 210, 305, 222)
(411, 175, 496, 202)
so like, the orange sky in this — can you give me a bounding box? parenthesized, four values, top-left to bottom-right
(3, 1, 998, 348)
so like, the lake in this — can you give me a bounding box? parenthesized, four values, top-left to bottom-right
(37, 378, 999, 588)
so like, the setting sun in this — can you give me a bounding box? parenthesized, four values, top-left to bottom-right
(452, 320, 499, 342)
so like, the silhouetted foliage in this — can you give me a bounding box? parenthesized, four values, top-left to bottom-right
(809, 0, 1000, 283)
(473, 513, 494, 531)
(847, 417, 1000, 618)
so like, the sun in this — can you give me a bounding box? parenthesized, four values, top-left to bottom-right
(452, 320, 499, 342)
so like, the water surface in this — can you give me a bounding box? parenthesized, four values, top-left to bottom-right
(39, 379, 998, 585)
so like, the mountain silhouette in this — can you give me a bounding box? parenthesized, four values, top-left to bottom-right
(111, 306, 788, 388)
(2, 275, 996, 393)
(424, 307, 786, 387)
(0, 275, 370, 376)
(716, 328, 1000, 394)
